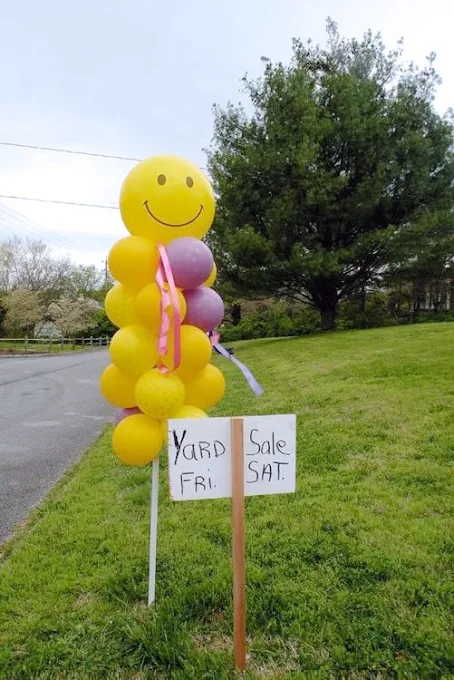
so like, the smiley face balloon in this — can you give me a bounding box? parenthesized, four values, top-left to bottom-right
(120, 155, 215, 245)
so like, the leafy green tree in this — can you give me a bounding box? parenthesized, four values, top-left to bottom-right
(3, 289, 44, 336)
(0, 295, 6, 335)
(388, 209, 453, 313)
(208, 20, 454, 329)
(90, 308, 116, 338)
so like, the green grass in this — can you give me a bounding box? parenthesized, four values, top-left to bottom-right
(0, 323, 453, 678)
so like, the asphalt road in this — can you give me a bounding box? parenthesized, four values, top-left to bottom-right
(0, 351, 113, 543)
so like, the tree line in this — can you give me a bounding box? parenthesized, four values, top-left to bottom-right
(208, 20, 454, 330)
(0, 236, 114, 338)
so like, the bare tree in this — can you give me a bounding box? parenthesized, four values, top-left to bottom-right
(0, 241, 14, 291)
(0, 236, 72, 293)
(62, 264, 104, 296)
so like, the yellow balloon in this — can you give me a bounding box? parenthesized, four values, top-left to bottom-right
(169, 288, 187, 322)
(184, 364, 226, 410)
(160, 404, 208, 440)
(204, 262, 217, 288)
(120, 155, 215, 245)
(105, 284, 137, 328)
(109, 325, 158, 376)
(112, 414, 163, 466)
(100, 364, 137, 408)
(135, 283, 187, 332)
(108, 236, 159, 290)
(163, 324, 212, 376)
(135, 369, 185, 420)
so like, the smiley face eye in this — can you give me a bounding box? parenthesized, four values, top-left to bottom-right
(186, 176, 194, 188)
(157, 174, 166, 185)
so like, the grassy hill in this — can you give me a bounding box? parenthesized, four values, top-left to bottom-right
(0, 324, 453, 677)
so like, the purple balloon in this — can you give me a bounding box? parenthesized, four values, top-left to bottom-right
(114, 407, 142, 425)
(184, 287, 225, 332)
(166, 238, 213, 290)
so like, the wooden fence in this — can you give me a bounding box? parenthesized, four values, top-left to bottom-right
(0, 336, 110, 354)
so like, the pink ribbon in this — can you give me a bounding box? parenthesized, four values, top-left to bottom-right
(155, 244, 181, 372)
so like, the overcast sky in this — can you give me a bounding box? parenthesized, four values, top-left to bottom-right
(0, 0, 452, 268)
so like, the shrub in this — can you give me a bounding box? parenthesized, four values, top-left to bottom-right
(217, 293, 453, 343)
(220, 302, 319, 342)
(338, 292, 397, 330)
(413, 310, 454, 324)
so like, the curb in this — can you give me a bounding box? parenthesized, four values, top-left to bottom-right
(0, 348, 108, 360)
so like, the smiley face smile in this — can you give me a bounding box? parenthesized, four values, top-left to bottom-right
(143, 200, 204, 228)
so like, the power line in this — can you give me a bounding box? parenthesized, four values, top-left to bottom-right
(0, 209, 71, 250)
(0, 194, 118, 209)
(0, 203, 93, 253)
(0, 142, 210, 210)
(0, 217, 92, 255)
(0, 206, 90, 253)
(0, 141, 141, 162)
(0, 140, 210, 172)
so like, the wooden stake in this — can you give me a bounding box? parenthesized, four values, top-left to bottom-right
(231, 417, 246, 671)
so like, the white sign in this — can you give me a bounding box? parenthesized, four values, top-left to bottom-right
(167, 414, 296, 501)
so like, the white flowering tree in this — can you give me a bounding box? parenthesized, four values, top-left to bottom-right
(47, 295, 100, 337)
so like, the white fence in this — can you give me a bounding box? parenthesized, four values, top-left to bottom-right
(0, 336, 110, 354)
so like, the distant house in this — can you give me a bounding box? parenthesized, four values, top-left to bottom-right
(34, 321, 62, 339)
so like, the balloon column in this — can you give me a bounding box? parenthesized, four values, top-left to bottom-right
(100, 155, 226, 467)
